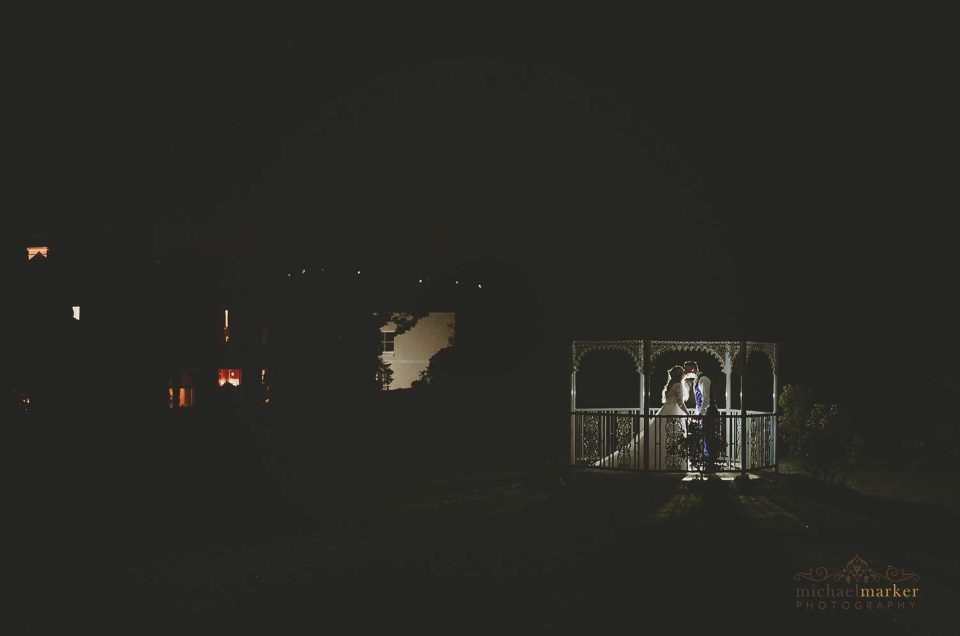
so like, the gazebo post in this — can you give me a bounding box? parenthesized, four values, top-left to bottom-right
(570, 345, 578, 467)
(638, 342, 645, 471)
(642, 340, 650, 472)
(723, 349, 733, 412)
(771, 360, 778, 413)
(723, 348, 733, 468)
(772, 343, 779, 472)
(740, 338, 748, 476)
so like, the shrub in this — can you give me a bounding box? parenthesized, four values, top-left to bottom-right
(800, 404, 863, 484)
(777, 384, 815, 458)
(779, 385, 862, 484)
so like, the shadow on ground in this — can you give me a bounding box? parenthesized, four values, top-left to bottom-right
(6, 467, 959, 634)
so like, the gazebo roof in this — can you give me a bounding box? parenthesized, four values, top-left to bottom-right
(571, 339, 778, 374)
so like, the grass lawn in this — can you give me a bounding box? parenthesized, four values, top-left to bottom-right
(780, 456, 960, 515)
(7, 462, 959, 634)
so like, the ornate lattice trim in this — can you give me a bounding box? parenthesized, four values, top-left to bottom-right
(649, 340, 741, 369)
(572, 340, 776, 376)
(572, 341, 643, 373)
(748, 342, 778, 374)
(732, 342, 778, 374)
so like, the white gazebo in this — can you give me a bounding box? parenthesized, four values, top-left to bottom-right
(570, 339, 779, 474)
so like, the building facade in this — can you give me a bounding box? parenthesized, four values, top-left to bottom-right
(379, 312, 455, 389)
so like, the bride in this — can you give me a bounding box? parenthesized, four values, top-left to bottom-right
(592, 365, 690, 470)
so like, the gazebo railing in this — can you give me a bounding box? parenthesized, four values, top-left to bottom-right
(572, 411, 777, 472)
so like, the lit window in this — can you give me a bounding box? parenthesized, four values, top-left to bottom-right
(72, 306, 80, 320)
(380, 331, 395, 355)
(223, 309, 230, 343)
(170, 374, 195, 408)
(218, 368, 242, 387)
(178, 387, 195, 408)
(26, 246, 49, 260)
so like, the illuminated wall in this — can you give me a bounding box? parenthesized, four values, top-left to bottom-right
(379, 312, 455, 389)
(26, 246, 49, 260)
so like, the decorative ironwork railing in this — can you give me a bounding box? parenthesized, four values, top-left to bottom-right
(571, 411, 776, 472)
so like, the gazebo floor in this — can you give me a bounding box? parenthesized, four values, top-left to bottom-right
(681, 471, 765, 481)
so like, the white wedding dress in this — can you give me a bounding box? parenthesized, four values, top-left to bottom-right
(592, 382, 689, 470)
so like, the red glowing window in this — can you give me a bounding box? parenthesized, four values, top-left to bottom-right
(218, 368, 242, 387)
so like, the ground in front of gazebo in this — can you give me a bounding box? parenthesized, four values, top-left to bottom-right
(8, 465, 957, 634)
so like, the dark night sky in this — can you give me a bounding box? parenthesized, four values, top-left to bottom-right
(10, 9, 956, 397)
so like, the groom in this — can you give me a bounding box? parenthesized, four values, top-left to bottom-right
(684, 361, 714, 470)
